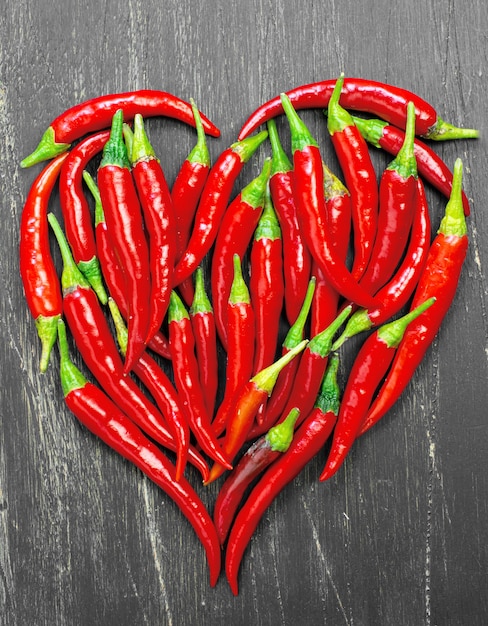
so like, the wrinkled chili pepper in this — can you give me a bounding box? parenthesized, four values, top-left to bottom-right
(225, 354, 341, 595)
(168, 290, 232, 470)
(21, 90, 220, 168)
(59, 130, 109, 302)
(19, 153, 68, 372)
(56, 318, 220, 586)
(172, 130, 269, 286)
(359, 158, 468, 436)
(238, 77, 479, 141)
(213, 407, 300, 546)
(210, 158, 271, 347)
(204, 339, 308, 485)
(97, 109, 151, 373)
(320, 297, 435, 482)
(130, 113, 177, 343)
(281, 92, 376, 309)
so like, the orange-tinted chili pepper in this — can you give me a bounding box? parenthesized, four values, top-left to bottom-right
(19, 153, 68, 372)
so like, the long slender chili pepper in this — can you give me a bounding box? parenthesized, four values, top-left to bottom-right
(351, 113, 471, 216)
(168, 290, 232, 470)
(267, 118, 312, 325)
(204, 340, 308, 485)
(172, 130, 269, 286)
(19, 153, 68, 372)
(281, 92, 376, 309)
(56, 319, 220, 586)
(320, 298, 435, 482)
(97, 109, 151, 373)
(333, 178, 431, 346)
(83, 170, 172, 360)
(190, 267, 219, 419)
(108, 298, 190, 482)
(48, 213, 209, 481)
(59, 130, 109, 302)
(212, 255, 256, 438)
(210, 158, 271, 347)
(225, 354, 341, 595)
(238, 77, 479, 141)
(250, 186, 284, 374)
(130, 113, 177, 343)
(326, 74, 379, 282)
(359, 158, 468, 436)
(213, 407, 300, 546)
(21, 90, 220, 168)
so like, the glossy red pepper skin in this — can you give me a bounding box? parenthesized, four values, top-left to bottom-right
(57, 320, 220, 586)
(21, 89, 220, 168)
(238, 77, 479, 142)
(19, 153, 68, 372)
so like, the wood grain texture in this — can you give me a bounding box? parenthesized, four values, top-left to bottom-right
(1, 0, 487, 624)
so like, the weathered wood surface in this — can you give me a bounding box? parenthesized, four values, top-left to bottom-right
(1, 0, 487, 624)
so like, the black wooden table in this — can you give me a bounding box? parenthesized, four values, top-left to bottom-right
(2, 1, 487, 624)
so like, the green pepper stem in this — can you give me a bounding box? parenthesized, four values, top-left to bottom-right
(282, 277, 316, 349)
(425, 116, 480, 141)
(108, 297, 129, 356)
(241, 157, 271, 208)
(438, 158, 467, 237)
(267, 118, 292, 175)
(332, 308, 372, 350)
(252, 339, 308, 395)
(131, 114, 157, 163)
(254, 185, 281, 241)
(229, 254, 250, 305)
(266, 407, 300, 452)
(57, 318, 88, 396)
(387, 101, 417, 179)
(168, 290, 190, 323)
(349, 115, 387, 149)
(187, 98, 210, 166)
(190, 267, 213, 316)
(122, 123, 134, 162)
(36, 314, 61, 374)
(327, 73, 354, 136)
(377, 297, 436, 348)
(99, 109, 131, 170)
(20, 126, 70, 168)
(307, 305, 353, 357)
(280, 93, 318, 152)
(230, 130, 269, 163)
(313, 352, 341, 416)
(47, 213, 91, 293)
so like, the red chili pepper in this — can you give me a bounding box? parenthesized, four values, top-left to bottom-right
(190, 267, 219, 419)
(320, 298, 435, 482)
(19, 153, 68, 372)
(213, 407, 300, 546)
(358, 101, 418, 295)
(210, 158, 271, 347)
(97, 109, 151, 373)
(108, 298, 190, 482)
(168, 290, 232, 470)
(250, 187, 284, 375)
(129, 113, 177, 344)
(351, 113, 471, 216)
(225, 354, 341, 595)
(21, 90, 220, 168)
(172, 130, 269, 286)
(48, 213, 209, 481)
(267, 118, 312, 326)
(56, 319, 220, 586)
(280, 92, 377, 309)
(212, 255, 256, 438)
(238, 77, 479, 142)
(59, 130, 109, 303)
(204, 339, 308, 485)
(359, 158, 468, 437)
(326, 75, 379, 282)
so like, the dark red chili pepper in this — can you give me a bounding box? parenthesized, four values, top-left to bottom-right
(351, 113, 471, 216)
(267, 118, 312, 326)
(56, 319, 220, 586)
(108, 298, 190, 482)
(359, 101, 418, 295)
(48, 212, 209, 481)
(225, 353, 341, 595)
(213, 407, 300, 546)
(238, 77, 479, 142)
(250, 186, 284, 374)
(281, 92, 377, 309)
(326, 75, 379, 282)
(59, 130, 109, 303)
(172, 130, 269, 287)
(212, 255, 256, 438)
(21, 90, 220, 168)
(190, 267, 219, 419)
(320, 298, 435, 482)
(97, 109, 151, 373)
(210, 158, 271, 347)
(168, 290, 232, 470)
(129, 113, 177, 344)
(359, 158, 468, 437)
(19, 153, 68, 372)
(204, 340, 308, 485)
